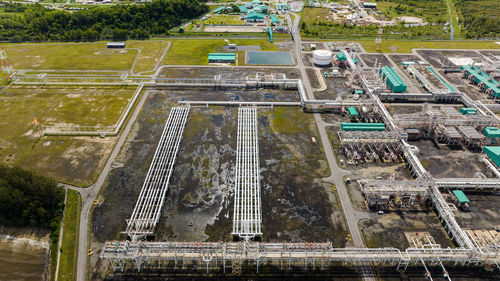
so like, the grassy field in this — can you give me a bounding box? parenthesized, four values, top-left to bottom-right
(163, 39, 278, 65)
(57, 189, 81, 281)
(354, 40, 500, 53)
(0, 86, 136, 186)
(301, 7, 331, 24)
(3, 41, 168, 72)
(203, 14, 244, 25)
(126, 41, 169, 73)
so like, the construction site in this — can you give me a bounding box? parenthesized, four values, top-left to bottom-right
(2, 19, 500, 281)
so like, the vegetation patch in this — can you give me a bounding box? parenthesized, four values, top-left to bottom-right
(454, 0, 500, 38)
(0, 0, 208, 42)
(57, 189, 80, 281)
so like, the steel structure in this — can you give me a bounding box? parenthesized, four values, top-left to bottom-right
(233, 107, 262, 239)
(125, 106, 190, 241)
(100, 240, 499, 273)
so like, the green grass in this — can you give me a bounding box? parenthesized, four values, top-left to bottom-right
(3, 41, 169, 72)
(203, 14, 244, 25)
(57, 189, 81, 281)
(163, 39, 278, 65)
(3, 43, 137, 70)
(301, 7, 331, 25)
(0, 86, 136, 186)
(268, 107, 317, 135)
(353, 39, 500, 53)
(127, 41, 169, 73)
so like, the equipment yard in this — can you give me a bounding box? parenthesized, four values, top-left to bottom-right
(2, 12, 500, 281)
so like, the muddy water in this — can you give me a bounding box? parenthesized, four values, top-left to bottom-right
(0, 236, 50, 281)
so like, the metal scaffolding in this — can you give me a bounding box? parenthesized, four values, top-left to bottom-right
(125, 106, 190, 241)
(233, 107, 262, 239)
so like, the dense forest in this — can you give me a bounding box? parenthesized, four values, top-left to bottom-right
(0, 164, 64, 234)
(454, 0, 500, 38)
(0, 0, 209, 42)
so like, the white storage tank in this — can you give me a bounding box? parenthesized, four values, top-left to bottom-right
(312, 50, 333, 66)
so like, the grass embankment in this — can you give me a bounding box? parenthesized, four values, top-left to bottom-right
(163, 39, 278, 65)
(0, 86, 135, 186)
(57, 190, 81, 281)
(3, 41, 167, 72)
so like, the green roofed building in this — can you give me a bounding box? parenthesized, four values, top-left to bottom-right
(270, 14, 279, 25)
(247, 12, 264, 22)
(238, 5, 248, 13)
(208, 53, 236, 63)
(259, 5, 269, 14)
(276, 3, 289, 10)
(213, 6, 225, 14)
(452, 190, 470, 204)
(341, 123, 385, 131)
(336, 52, 347, 61)
(460, 108, 477, 115)
(483, 146, 500, 167)
(379, 66, 407, 93)
(347, 107, 359, 116)
(484, 127, 500, 138)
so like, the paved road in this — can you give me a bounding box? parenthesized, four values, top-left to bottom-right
(288, 12, 375, 281)
(73, 87, 151, 281)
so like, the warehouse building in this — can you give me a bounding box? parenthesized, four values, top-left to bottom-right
(208, 53, 236, 63)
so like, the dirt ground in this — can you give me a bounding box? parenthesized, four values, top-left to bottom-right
(416, 50, 483, 68)
(359, 54, 391, 68)
(90, 93, 350, 278)
(159, 66, 301, 80)
(307, 68, 321, 88)
(388, 54, 422, 65)
(360, 210, 454, 250)
(454, 193, 500, 230)
(314, 77, 350, 100)
(410, 139, 489, 178)
(386, 104, 424, 115)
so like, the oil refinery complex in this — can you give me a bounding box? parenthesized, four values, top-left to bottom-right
(4, 9, 500, 281)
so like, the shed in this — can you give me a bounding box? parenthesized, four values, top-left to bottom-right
(107, 42, 125, 49)
(452, 190, 470, 204)
(484, 127, 500, 138)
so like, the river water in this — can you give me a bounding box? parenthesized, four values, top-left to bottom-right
(0, 235, 50, 281)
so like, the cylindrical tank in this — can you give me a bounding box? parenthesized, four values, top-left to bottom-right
(312, 50, 333, 66)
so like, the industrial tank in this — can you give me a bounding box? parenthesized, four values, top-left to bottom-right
(312, 50, 333, 66)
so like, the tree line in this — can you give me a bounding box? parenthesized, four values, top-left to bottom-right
(0, 164, 64, 234)
(0, 0, 209, 42)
